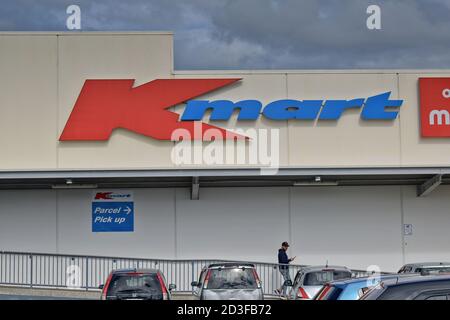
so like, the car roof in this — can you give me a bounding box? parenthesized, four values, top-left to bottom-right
(331, 274, 396, 285)
(298, 265, 351, 273)
(402, 262, 450, 268)
(361, 274, 450, 300)
(330, 274, 414, 286)
(207, 262, 255, 269)
(390, 274, 450, 285)
(111, 268, 160, 274)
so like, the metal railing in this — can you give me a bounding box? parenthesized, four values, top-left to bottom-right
(0, 251, 387, 296)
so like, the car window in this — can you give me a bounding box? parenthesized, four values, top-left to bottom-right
(399, 266, 412, 273)
(379, 281, 450, 300)
(338, 282, 378, 300)
(414, 289, 450, 300)
(107, 273, 162, 296)
(315, 285, 342, 300)
(206, 268, 258, 290)
(420, 267, 450, 275)
(304, 271, 352, 286)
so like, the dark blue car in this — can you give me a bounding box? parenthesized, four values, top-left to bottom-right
(360, 274, 450, 300)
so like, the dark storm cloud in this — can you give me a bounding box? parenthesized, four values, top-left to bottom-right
(1, 0, 450, 69)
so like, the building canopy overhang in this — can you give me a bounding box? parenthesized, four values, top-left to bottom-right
(1, 167, 449, 197)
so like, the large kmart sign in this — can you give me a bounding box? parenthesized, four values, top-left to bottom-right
(60, 78, 403, 141)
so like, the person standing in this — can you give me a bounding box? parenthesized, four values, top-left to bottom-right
(275, 241, 296, 296)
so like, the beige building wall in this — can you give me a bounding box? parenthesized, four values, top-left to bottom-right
(57, 33, 175, 169)
(399, 73, 450, 166)
(0, 35, 58, 169)
(0, 32, 450, 170)
(286, 73, 401, 167)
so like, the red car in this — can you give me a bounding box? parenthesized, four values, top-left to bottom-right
(99, 268, 176, 300)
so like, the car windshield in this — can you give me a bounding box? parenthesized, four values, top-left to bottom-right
(304, 270, 352, 286)
(107, 273, 162, 296)
(207, 268, 258, 290)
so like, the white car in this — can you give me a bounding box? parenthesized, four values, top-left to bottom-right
(191, 263, 264, 300)
(288, 266, 352, 300)
(398, 262, 450, 275)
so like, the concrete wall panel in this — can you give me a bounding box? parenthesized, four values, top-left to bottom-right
(290, 186, 403, 271)
(175, 187, 290, 263)
(56, 188, 176, 259)
(0, 190, 57, 253)
(402, 185, 450, 263)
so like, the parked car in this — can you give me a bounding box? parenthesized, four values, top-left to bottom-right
(287, 266, 352, 300)
(398, 262, 450, 275)
(313, 274, 416, 300)
(191, 263, 264, 300)
(360, 274, 450, 300)
(99, 268, 176, 300)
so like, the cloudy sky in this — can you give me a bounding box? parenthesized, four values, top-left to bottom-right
(1, 0, 450, 69)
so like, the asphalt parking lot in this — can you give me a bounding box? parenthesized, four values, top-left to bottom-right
(0, 286, 201, 300)
(0, 286, 280, 300)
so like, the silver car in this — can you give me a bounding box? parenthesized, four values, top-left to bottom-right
(398, 262, 450, 275)
(288, 265, 352, 300)
(191, 263, 264, 300)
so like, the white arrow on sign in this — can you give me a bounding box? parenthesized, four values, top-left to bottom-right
(124, 206, 132, 215)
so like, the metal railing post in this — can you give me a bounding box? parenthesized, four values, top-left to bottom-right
(191, 261, 195, 294)
(85, 257, 89, 291)
(29, 254, 33, 288)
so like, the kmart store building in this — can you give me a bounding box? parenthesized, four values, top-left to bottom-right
(1, 32, 450, 272)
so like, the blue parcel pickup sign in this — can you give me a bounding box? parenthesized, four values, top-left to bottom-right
(92, 191, 134, 232)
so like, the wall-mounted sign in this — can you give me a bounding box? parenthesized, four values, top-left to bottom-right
(59, 79, 403, 142)
(92, 191, 134, 232)
(403, 224, 413, 236)
(420, 78, 450, 137)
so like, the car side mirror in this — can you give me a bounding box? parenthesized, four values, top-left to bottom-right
(284, 280, 293, 287)
(191, 281, 199, 287)
(99, 284, 104, 290)
(169, 284, 176, 291)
